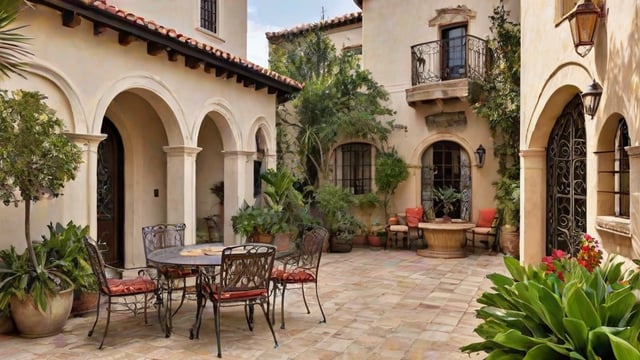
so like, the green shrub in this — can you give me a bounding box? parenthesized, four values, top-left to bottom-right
(461, 255, 640, 359)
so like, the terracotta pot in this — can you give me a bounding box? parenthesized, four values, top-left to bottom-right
(0, 312, 15, 334)
(388, 216, 399, 225)
(273, 233, 291, 252)
(500, 229, 519, 258)
(352, 234, 367, 247)
(71, 290, 99, 316)
(10, 287, 74, 338)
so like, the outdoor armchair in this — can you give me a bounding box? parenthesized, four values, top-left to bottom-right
(271, 224, 329, 329)
(83, 236, 157, 349)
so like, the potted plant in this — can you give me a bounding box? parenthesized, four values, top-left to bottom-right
(205, 181, 224, 242)
(41, 221, 97, 316)
(375, 148, 409, 221)
(315, 183, 361, 252)
(261, 168, 312, 250)
(494, 176, 519, 256)
(354, 192, 379, 247)
(432, 186, 462, 221)
(0, 90, 83, 337)
(231, 203, 292, 244)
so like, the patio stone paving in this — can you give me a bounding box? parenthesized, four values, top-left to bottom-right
(0, 247, 507, 359)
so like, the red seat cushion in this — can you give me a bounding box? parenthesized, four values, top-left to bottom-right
(405, 207, 424, 227)
(476, 208, 497, 228)
(272, 268, 315, 283)
(105, 277, 156, 295)
(160, 266, 197, 279)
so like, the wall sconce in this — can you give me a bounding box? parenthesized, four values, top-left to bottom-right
(580, 79, 603, 119)
(567, 0, 606, 57)
(392, 124, 408, 132)
(474, 145, 486, 168)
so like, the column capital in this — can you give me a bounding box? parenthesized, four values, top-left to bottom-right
(520, 147, 546, 158)
(64, 132, 107, 145)
(625, 145, 640, 158)
(163, 145, 202, 156)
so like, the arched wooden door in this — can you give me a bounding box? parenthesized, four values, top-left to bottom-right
(97, 118, 124, 266)
(546, 95, 587, 255)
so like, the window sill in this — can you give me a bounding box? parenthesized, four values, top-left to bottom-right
(195, 27, 225, 44)
(595, 216, 631, 237)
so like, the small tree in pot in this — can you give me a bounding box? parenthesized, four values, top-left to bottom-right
(0, 90, 83, 336)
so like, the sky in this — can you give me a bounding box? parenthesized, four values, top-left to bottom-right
(247, 0, 361, 67)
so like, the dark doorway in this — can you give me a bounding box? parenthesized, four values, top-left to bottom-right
(546, 95, 587, 255)
(97, 117, 124, 266)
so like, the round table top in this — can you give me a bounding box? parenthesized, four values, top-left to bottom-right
(418, 221, 475, 230)
(148, 243, 225, 267)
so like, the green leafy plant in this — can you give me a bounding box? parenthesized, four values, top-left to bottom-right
(355, 192, 379, 234)
(375, 148, 409, 220)
(461, 252, 640, 359)
(0, 221, 93, 312)
(41, 221, 95, 293)
(270, 28, 395, 186)
(209, 181, 224, 205)
(231, 203, 291, 239)
(261, 167, 312, 231)
(0, 90, 83, 311)
(432, 186, 462, 218)
(472, 2, 521, 230)
(315, 183, 361, 236)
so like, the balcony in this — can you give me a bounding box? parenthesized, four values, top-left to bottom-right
(406, 35, 489, 106)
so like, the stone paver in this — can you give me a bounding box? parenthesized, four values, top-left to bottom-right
(0, 247, 507, 359)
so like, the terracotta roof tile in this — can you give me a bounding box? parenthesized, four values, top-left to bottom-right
(266, 12, 362, 41)
(66, 0, 302, 90)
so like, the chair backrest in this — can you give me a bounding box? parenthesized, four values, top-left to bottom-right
(476, 208, 497, 228)
(83, 236, 110, 295)
(405, 207, 424, 227)
(142, 223, 186, 265)
(218, 244, 276, 296)
(297, 224, 329, 273)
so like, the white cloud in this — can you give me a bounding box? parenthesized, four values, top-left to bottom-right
(247, 19, 278, 68)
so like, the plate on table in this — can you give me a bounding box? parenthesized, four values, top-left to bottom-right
(202, 247, 223, 256)
(180, 249, 203, 257)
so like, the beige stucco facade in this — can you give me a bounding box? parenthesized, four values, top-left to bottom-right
(521, 1, 639, 264)
(269, 1, 519, 226)
(0, 0, 297, 268)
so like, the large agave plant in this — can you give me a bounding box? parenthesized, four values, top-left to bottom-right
(461, 256, 640, 359)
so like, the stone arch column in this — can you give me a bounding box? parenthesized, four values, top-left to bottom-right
(65, 133, 107, 240)
(520, 147, 546, 265)
(222, 150, 255, 245)
(163, 145, 202, 245)
(626, 145, 640, 259)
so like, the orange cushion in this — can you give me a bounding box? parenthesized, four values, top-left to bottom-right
(272, 268, 316, 283)
(405, 207, 423, 227)
(216, 289, 267, 301)
(477, 208, 497, 228)
(105, 277, 156, 295)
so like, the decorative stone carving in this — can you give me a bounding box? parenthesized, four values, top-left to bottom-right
(425, 111, 467, 129)
(428, 5, 477, 27)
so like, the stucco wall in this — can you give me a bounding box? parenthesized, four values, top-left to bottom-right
(0, 2, 278, 267)
(520, 0, 640, 264)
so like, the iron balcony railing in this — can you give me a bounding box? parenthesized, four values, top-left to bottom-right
(411, 35, 490, 86)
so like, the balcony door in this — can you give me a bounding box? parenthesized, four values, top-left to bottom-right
(442, 25, 466, 80)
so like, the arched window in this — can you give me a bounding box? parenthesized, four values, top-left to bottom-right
(614, 118, 630, 217)
(421, 141, 471, 220)
(334, 142, 372, 195)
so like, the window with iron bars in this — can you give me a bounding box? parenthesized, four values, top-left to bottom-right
(334, 143, 372, 195)
(200, 0, 217, 33)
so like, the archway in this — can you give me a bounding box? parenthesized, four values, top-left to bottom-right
(546, 95, 587, 255)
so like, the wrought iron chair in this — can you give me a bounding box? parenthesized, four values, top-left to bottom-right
(386, 207, 423, 249)
(271, 224, 329, 329)
(83, 236, 157, 349)
(465, 208, 500, 252)
(195, 244, 278, 358)
(141, 223, 197, 337)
